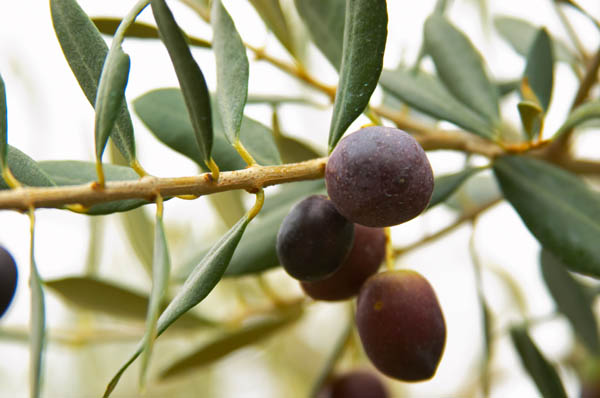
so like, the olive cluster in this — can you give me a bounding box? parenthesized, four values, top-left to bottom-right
(276, 127, 446, 383)
(0, 246, 18, 319)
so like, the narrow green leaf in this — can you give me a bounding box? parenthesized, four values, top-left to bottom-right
(29, 245, 45, 398)
(94, 48, 131, 161)
(248, 0, 296, 58)
(104, 215, 250, 397)
(140, 212, 171, 387)
(540, 250, 600, 355)
(261, 180, 325, 214)
(50, 0, 136, 162)
(134, 88, 280, 169)
(159, 301, 303, 380)
(211, 0, 249, 143)
(517, 100, 544, 140)
(92, 17, 211, 48)
(379, 68, 495, 138)
(0, 146, 55, 190)
(493, 156, 600, 278)
(45, 276, 213, 328)
(524, 29, 554, 112)
(555, 100, 600, 137)
(328, 0, 387, 151)
(510, 326, 567, 398)
(424, 15, 499, 124)
(428, 167, 484, 209)
(0, 74, 7, 171)
(496, 79, 521, 97)
(37, 160, 148, 215)
(494, 16, 577, 64)
(294, 0, 345, 70)
(151, 0, 213, 164)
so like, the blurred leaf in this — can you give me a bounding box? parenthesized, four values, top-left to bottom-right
(294, 0, 345, 70)
(0, 146, 55, 189)
(37, 160, 148, 215)
(494, 16, 577, 64)
(249, 0, 296, 58)
(159, 301, 303, 380)
(140, 211, 171, 387)
(45, 276, 213, 328)
(428, 167, 483, 209)
(493, 156, 600, 278)
(208, 190, 246, 228)
(30, 252, 45, 398)
(555, 100, 600, 137)
(540, 250, 600, 355)
(510, 327, 567, 398)
(211, 0, 249, 143)
(104, 215, 250, 397)
(379, 68, 494, 138)
(0, 74, 6, 171)
(94, 47, 131, 161)
(523, 28, 554, 112)
(327, 0, 387, 151)
(424, 15, 499, 125)
(92, 17, 211, 48)
(272, 111, 323, 163)
(120, 207, 154, 272)
(50, 0, 136, 162)
(134, 88, 280, 169)
(496, 79, 520, 97)
(152, 0, 213, 165)
(481, 300, 492, 394)
(246, 94, 325, 108)
(517, 100, 544, 141)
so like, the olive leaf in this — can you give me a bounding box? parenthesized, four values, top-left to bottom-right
(139, 210, 171, 387)
(517, 100, 544, 141)
(540, 250, 600, 355)
(159, 301, 303, 380)
(523, 28, 554, 113)
(45, 276, 214, 328)
(494, 16, 577, 65)
(94, 47, 131, 162)
(0, 74, 7, 172)
(424, 15, 500, 126)
(30, 251, 45, 398)
(151, 0, 213, 166)
(510, 327, 567, 398)
(104, 215, 251, 397)
(379, 67, 494, 139)
(50, 0, 136, 163)
(211, 0, 249, 143)
(327, 0, 387, 151)
(248, 0, 297, 59)
(554, 100, 600, 137)
(294, 0, 345, 70)
(92, 17, 211, 48)
(493, 155, 600, 278)
(0, 146, 55, 190)
(428, 167, 484, 209)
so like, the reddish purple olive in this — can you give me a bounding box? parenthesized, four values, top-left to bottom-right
(356, 270, 446, 381)
(0, 246, 18, 319)
(326, 126, 434, 227)
(276, 195, 354, 281)
(317, 370, 389, 398)
(300, 224, 385, 301)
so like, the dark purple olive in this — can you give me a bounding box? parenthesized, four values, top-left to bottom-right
(276, 195, 354, 281)
(0, 246, 18, 318)
(317, 370, 389, 398)
(326, 126, 433, 227)
(356, 270, 446, 381)
(300, 224, 385, 301)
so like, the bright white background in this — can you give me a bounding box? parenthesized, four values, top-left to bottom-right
(0, 0, 599, 397)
